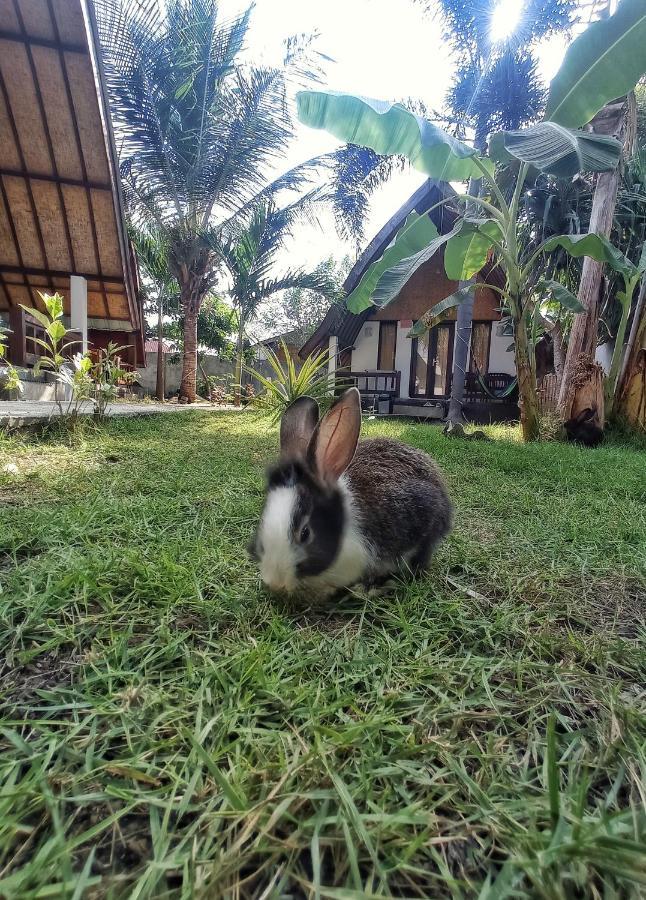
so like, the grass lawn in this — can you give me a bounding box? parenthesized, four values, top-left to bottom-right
(0, 411, 645, 898)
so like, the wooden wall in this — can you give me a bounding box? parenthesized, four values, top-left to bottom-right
(369, 250, 501, 323)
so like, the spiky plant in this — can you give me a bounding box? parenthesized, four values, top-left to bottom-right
(244, 340, 338, 421)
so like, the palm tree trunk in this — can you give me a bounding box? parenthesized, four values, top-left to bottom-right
(234, 316, 244, 406)
(180, 307, 198, 403)
(156, 295, 165, 401)
(446, 173, 482, 430)
(515, 314, 540, 441)
(179, 276, 201, 403)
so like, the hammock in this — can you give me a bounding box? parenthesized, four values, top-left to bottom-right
(473, 366, 518, 401)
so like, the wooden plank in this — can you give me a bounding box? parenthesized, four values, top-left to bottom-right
(0, 263, 124, 284)
(0, 168, 110, 191)
(15, 0, 56, 41)
(0, 30, 85, 53)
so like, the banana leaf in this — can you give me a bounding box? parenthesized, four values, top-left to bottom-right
(297, 90, 487, 182)
(546, 0, 646, 128)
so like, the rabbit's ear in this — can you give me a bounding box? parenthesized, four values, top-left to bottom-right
(280, 396, 319, 460)
(309, 388, 361, 483)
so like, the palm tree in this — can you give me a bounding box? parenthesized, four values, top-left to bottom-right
(96, 0, 342, 402)
(130, 227, 178, 401)
(222, 199, 340, 404)
(427, 0, 575, 429)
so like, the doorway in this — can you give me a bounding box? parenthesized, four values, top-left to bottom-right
(409, 322, 455, 398)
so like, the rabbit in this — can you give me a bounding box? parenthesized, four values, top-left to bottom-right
(248, 387, 453, 597)
(564, 407, 604, 447)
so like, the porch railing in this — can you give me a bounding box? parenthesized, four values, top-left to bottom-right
(346, 370, 401, 397)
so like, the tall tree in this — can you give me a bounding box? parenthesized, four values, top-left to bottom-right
(96, 0, 343, 402)
(429, 0, 575, 430)
(557, 95, 637, 419)
(221, 200, 340, 403)
(130, 227, 178, 401)
(257, 255, 351, 342)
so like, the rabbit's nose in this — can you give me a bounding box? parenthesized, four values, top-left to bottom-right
(264, 579, 286, 593)
(261, 568, 295, 594)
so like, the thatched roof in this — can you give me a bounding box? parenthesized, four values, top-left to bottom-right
(0, 0, 141, 335)
(299, 180, 458, 359)
(299, 178, 507, 360)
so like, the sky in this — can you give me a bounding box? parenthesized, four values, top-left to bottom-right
(214, 0, 575, 273)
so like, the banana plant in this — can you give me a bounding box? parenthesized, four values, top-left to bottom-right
(297, 0, 646, 441)
(541, 234, 646, 415)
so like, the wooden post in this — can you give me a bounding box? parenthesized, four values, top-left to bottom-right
(328, 334, 338, 394)
(70, 275, 88, 354)
(8, 305, 26, 366)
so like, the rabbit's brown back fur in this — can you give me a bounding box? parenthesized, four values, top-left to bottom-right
(346, 438, 452, 572)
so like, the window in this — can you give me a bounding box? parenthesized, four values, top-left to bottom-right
(469, 322, 492, 375)
(377, 321, 397, 370)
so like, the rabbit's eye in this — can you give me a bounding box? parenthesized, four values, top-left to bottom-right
(297, 524, 311, 544)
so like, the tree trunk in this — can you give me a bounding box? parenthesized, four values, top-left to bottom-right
(234, 317, 244, 406)
(446, 286, 475, 425)
(446, 174, 482, 429)
(557, 168, 620, 418)
(179, 305, 198, 403)
(616, 283, 646, 429)
(177, 268, 208, 404)
(156, 296, 165, 402)
(558, 96, 634, 419)
(515, 315, 540, 441)
(551, 321, 566, 385)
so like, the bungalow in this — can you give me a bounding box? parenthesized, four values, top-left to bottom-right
(300, 180, 518, 420)
(0, 0, 144, 384)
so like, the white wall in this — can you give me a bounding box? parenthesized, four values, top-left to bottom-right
(350, 321, 380, 370)
(488, 323, 516, 375)
(595, 341, 613, 374)
(136, 352, 234, 396)
(350, 320, 413, 398)
(349, 318, 517, 396)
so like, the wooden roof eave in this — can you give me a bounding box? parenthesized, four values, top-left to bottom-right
(299, 179, 459, 359)
(82, 0, 142, 334)
(0, 0, 141, 339)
